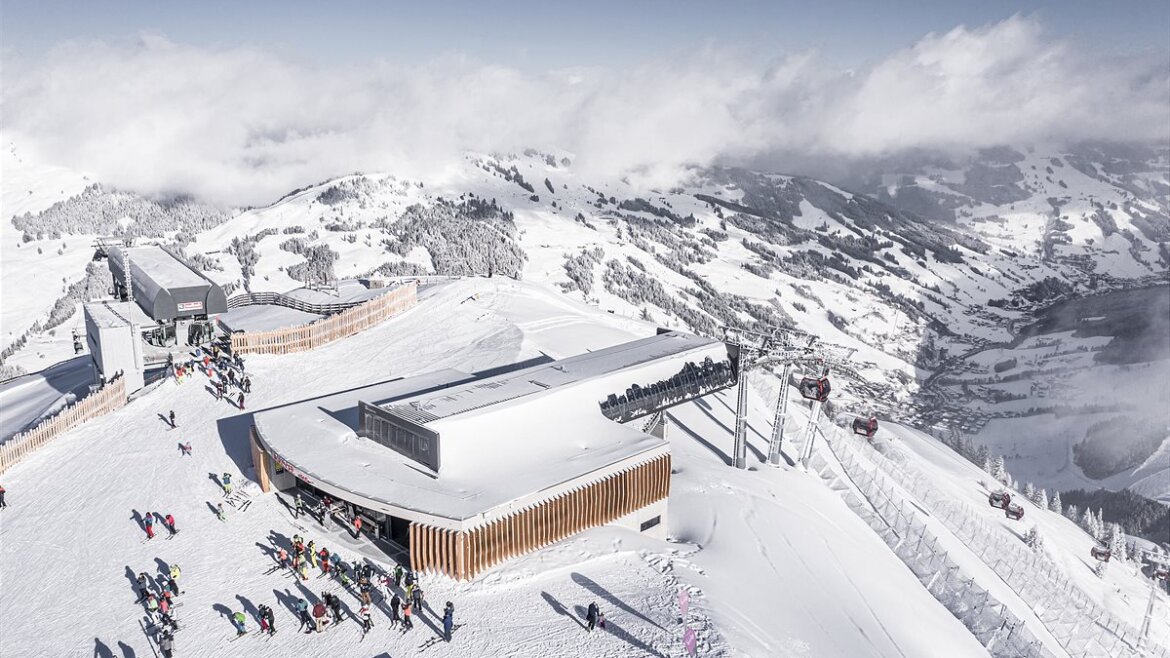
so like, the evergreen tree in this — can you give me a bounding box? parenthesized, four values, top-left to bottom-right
(1108, 523, 1127, 563)
(991, 456, 1007, 484)
(1025, 482, 1036, 502)
(1081, 507, 1095, 534)
(1049, 491, 1063, 515)
(1037, 488, 1048, 510)
(1094, 560, 1107, 578)
(1065, 504, 1079, 522)
(982, 455, 993, 475)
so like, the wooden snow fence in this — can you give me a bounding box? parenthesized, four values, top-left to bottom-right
(0, 376, 127, 475)
(228, 283, 417, 355)
(409, 453, 672, 581)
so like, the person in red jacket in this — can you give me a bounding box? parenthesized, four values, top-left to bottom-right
(0, 484, 7, 509)
(164, 513, 178, 536)
(352, 515, 362, 539)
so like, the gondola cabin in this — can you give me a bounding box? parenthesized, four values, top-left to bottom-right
(852, 416, 878, 440)
(1090, 545, 1111, 562)
(988, 491, 1011, 509)
(798, 376, 831, 402)
(1004, 502, 1025, 520)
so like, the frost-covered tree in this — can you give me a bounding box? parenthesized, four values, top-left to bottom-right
(1023, 526, 1045, 554)
(982, 455, 993, 475)
(1108, 523, 1128, 564)
(1065, 504, 1079, 523)
(1094, 560, 1108, 578)
(991, 456, 1008, 484)
(1036, 488, 1048, 510)
(1081, 507, 1100, 538)
(1024, 482, 1036, 501)
(1049, 491, 1063, 515)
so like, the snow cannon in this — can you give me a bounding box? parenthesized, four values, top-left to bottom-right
(988, 491, 1011, 509)
(852, 416, 878, 440)
(1004, 502, 1025, 520)
(1090, 545, 1111, 562)
(798, 376, 831, 402)
(1155, 568, 1169, 581)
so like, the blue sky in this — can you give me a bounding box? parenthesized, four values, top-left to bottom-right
(5, 0, 1168, 69)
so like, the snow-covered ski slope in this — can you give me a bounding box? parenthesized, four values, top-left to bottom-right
(878, 423, 1169, 651)
(2, 278, 999, 658)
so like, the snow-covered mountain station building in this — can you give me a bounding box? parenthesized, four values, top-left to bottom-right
(249, 330, 735, 580)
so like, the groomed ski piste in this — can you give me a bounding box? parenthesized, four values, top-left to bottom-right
(1, 278, 1165, 657)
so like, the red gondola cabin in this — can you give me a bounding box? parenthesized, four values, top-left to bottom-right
(798, 376, 831, 402)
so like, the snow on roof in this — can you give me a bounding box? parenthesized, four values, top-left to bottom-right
(216, 305, 323, 333)
(383, 331, 722, 423)
(282, 279, 386, 305)
(110, 246, 208, 290)
(83, 300, 153, 328)
(253, 331, 725, 523)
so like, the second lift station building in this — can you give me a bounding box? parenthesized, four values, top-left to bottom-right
(249, 330, 735, 580)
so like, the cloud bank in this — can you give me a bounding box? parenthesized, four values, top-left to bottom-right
(3, 16, 1167, 206)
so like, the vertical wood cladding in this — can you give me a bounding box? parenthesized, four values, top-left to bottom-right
(409, 454, 670, 580)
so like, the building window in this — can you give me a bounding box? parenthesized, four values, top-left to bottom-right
(640, 516, 661, 532)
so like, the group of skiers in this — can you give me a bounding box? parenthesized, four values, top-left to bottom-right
(141, 512, 179, 539)
(135, 564, 183, 636)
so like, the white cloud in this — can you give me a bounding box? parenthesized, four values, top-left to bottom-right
(2, 16, 1166, 206)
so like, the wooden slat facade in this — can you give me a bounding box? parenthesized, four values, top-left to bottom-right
(408, 453, 671, 581)
(229, 283, 417, 355)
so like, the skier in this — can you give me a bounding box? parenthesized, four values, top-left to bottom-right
(390, 594, 401, 628)
(352, 515, 362, 539)
(298, 560, 310, 581)
(169, 564, 182, 587)
(321, 553, 331, 576)
(158, 594, 171, 618)
(232, 610, 247, 636)
(168, 410, 176, 428)
(586, 602, 599, 632)
(238, 392, 245, 410)
(412, 586, 424, 616)
(144, 513, 156, 539)
(338, 565, 353, 589)
(404, 569, 415, 588)
(307, 541, 318, 568)
(0, 484, 7, 509)
(393, 564, 403, 588)
(164, 513, 177, 536)
(278, 547, 289, 569)
(135, 573, 151, 603)
(258, 603, 271, 635)
(598, 610, 606, 630)
(401, 601, 413, 630)
(262, 604, 276, 635)
(294, 494, 303, 518)
(295, 598, 311, 631)
(158, 629, 175, 658)
(360, 584, 372, 607)
(215, 503, 226, 522)
(144, 593, 160, 621)
(221, 473, 233, 496)
(359, 605, 373, 633)
(179, 442, 193, 456)
(326, 592, 342, 624)
(312, 600, 328, 633)
(166, 575, 180, 597)
(405, 582, 415, 604)
(214, 380, 223, 399)
(443, 601, 454, 642)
